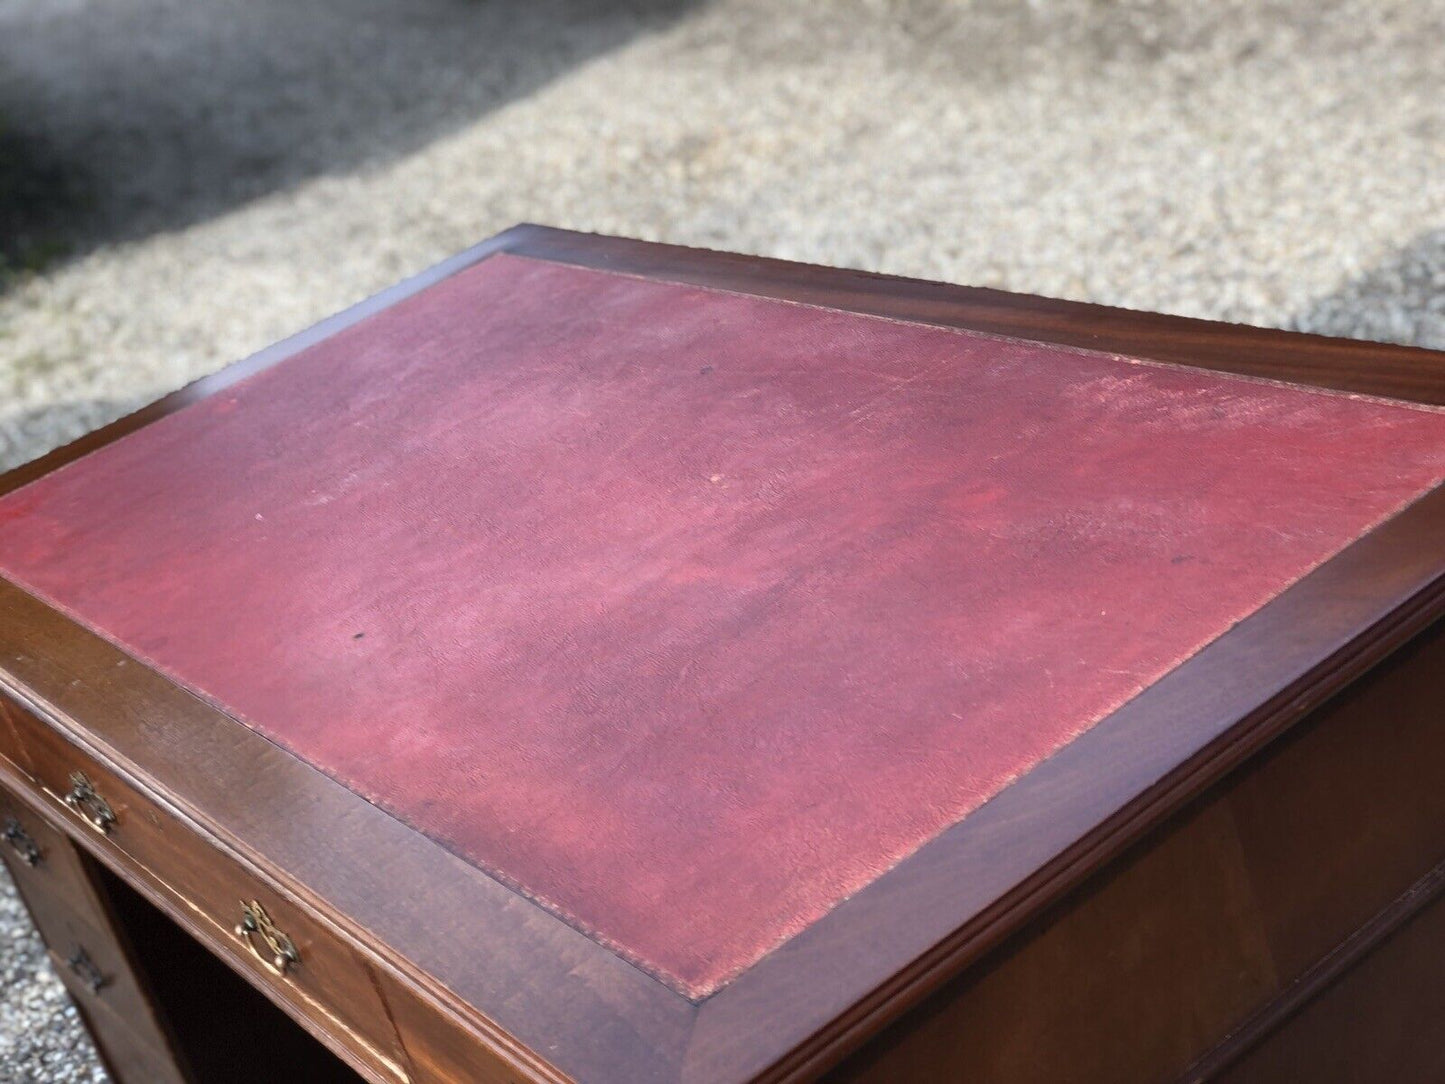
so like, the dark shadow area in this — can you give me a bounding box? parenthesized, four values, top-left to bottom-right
(0, 117, 89, 276)
(1291, 228, 1445, 352)
(0, 0, 700, 274)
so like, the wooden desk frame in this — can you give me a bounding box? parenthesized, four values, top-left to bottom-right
(3, 226, 1445, 1083)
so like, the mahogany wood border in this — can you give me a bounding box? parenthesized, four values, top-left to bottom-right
(3, 226, 1445, 1083)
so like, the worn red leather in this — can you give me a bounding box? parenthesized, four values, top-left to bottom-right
(2, 253, 1444, 996)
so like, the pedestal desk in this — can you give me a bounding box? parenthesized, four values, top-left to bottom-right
(2, 226, 1445, 1083)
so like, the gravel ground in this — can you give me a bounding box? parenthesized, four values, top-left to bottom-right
(1, 884, 106, 1084)
(2, 0, 1444, 1078)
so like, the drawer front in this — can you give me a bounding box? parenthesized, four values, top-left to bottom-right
(379, 969, 535, 1084)
(36, 907, 161, 1040)
(0, 784, 97, 906)
(0, 788, 195, 1084)
(0, 693, 409, 1083)
(58, 975, 191, 1084)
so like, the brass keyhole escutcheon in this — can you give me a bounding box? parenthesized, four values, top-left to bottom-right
(63, 771, 116, 835)
(2, 816, 41, 866)
(235, 900, 299, 978)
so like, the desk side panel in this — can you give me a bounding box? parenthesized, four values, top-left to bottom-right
(825, 619, 1445, 1083)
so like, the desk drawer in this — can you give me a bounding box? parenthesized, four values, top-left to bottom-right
(0, 693, 34, 777)
(0, 784, 96, 906)
(0, 692, 409, 1083)
(52, 961, 191, 1084)
(1, 780, 194, 1084)
(379, 969, 535, 1084)
(3, 807, 164, 1035)
(36, 904, 161, 1039)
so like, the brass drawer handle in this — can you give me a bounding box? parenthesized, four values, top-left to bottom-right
(63, 771, 116, 835)
(66, 946, 108, 994)
(235, 900, 299, 978)
(2, 816, 42, 866)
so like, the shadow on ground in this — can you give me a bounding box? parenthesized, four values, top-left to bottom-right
(0, 0, 700, 278)
(0, 119, 89, 276)
(0, 0, 1368, 287)
(1291, 228, 1445, 352)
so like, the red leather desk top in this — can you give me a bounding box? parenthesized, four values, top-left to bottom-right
(2, 253, 1444, 997)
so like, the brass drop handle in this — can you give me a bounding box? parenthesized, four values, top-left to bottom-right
(235, 900, 299, 978)
(66, 946, 108, 994)
(63, 771, 116, 835)
(2, 816, 41, 866)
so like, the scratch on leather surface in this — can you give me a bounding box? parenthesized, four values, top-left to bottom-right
(1, 253, 1444, 997)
